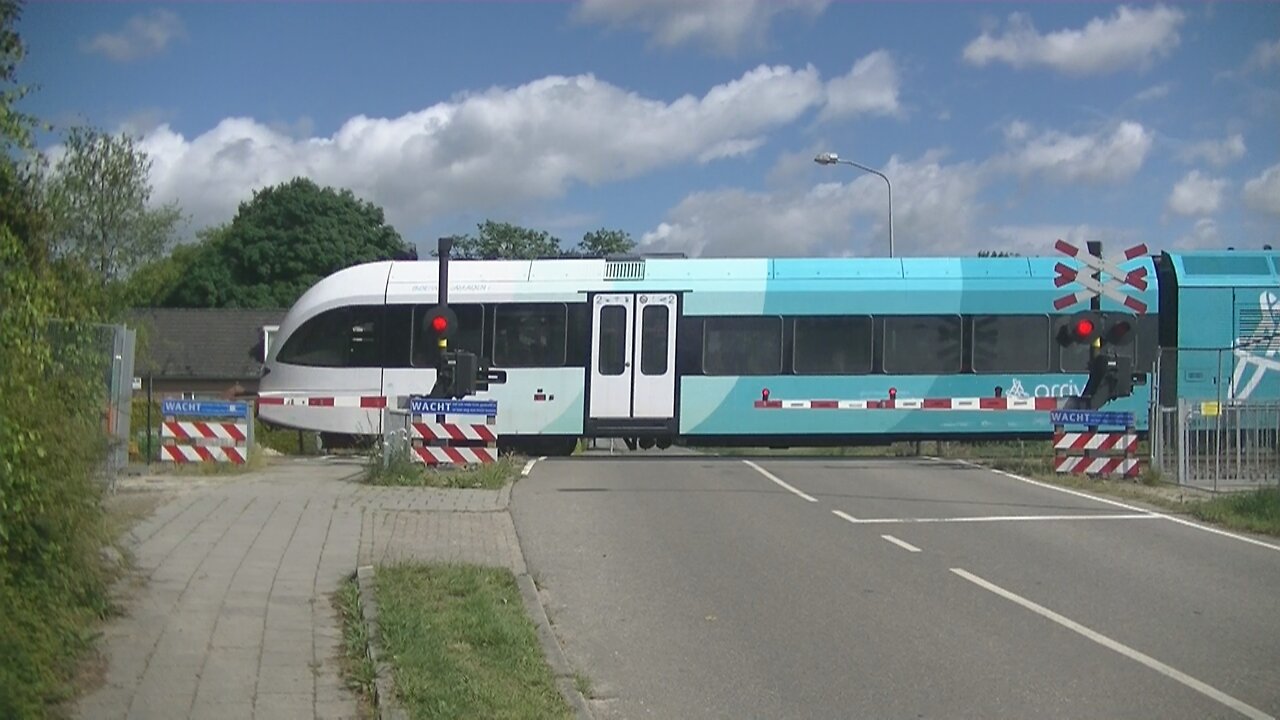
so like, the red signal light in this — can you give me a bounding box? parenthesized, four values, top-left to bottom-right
(1073, 318, 1095, 338)
(431, 315, 449, 333)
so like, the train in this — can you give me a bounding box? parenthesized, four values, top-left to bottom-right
(256, 248, 1280, 456)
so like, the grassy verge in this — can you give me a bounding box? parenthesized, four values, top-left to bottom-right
(333, 576, 377, 714)
(365, 449, 521, 489)
(1189, 488, 1280, 536)
(374, 564, 571, 720)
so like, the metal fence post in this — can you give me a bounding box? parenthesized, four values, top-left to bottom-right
(1177, 399, 1190, 487)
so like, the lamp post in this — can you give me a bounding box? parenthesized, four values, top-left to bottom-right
(814, 151, 894, 258)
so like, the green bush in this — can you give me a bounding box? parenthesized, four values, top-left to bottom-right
(1, 229, 117, 718)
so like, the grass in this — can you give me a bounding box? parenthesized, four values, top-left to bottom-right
(374, 564, 572, 720)
(1189, 488, 1280, 536)
(334, 576, 377, 709)
(364, 446, 521, 489)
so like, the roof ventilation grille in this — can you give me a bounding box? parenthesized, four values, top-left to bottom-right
(605, 260, 645, 281)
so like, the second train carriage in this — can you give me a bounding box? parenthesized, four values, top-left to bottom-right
(258, 252, 1176, 455)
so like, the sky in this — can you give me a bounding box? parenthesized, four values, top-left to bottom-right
(16, 0, 1280, 259)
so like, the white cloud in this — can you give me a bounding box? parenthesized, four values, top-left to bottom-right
(1178, 133, 1246, 167)
(131, 66, 825, 232)
(1178, 218, 1221, 248)
(575, 0, 829, 53)
(1247, 38, 1280, 71)
(639, 151, 985, 257)
(996, 120, 1153, 184)
(83, 9, 185, 62)
(1134, 83, 1172, 102)
(1243, 163, 1280, 215)
(962, 5, 1184, 76)
(1167, 171, 1228, 216)
(820, 50, 901, 121)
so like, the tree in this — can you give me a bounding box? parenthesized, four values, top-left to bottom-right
(978, 250, 1021, 257)
(122, 231, 210, 307)
(575, 228, 636, 257)
(165, 177, 410, 308)
(45, 126, 184, 282)
(1, 4, 124, 715)
(439, 221, 636, 259)
(449, 220, 561, 259)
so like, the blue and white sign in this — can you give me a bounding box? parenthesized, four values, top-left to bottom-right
(161, 399, 249, 418)
(1048, 410, 1134, 427)
(409, 397, 498, 416)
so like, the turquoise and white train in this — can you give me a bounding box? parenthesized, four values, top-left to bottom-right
(257, 249, 1279, 456)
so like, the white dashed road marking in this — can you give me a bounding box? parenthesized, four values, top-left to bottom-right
(742, 460, 818, 503)
(880, 534, 922, 552)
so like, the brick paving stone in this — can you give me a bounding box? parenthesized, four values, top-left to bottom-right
(76, 457, 534, 719)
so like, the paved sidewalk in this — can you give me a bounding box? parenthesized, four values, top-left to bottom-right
(76, 458, 522, 720)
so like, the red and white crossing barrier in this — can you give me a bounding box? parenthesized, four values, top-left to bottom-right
(258, 395, 388, 408)
(411, 422, 497, 443)
(1052, 420, 1141, 479)
(753, 396, 1060, 411)
(409, 410, 498, 466)
(1053, 431, 1137, 452)
(161, 445, 247, 464)
(160, 400, 252, 465)
(411, 446, 498, 465)
(1054, 455, 1140, 478)
(162, 421, 247, 442)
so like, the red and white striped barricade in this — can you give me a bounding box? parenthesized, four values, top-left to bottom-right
(159, 398, 253, 464)
(406, 397, 498, 466)
(1049, 409, 1140, 478)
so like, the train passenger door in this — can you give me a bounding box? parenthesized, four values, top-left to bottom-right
(587, 293, 678, 433)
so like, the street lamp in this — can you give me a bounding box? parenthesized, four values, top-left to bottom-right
(814, 151, 894, 258)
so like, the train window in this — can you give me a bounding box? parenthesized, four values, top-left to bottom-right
(382, 305, 412, 368)
(793, 316, 873, 374)
(640, 305, 670, 375)
(494, 303, 568, 367)
(883, 315, 962, 374)
(275, 305, 383, 368)
(598, 305, 627, 376)
(703, 316, 781, 375)
(411, 304, 483, 367)
(972, 315, 1049, 372)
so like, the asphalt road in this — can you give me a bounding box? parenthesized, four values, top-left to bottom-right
(511, 451, 1280, 720)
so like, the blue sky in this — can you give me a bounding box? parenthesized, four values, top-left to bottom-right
(18, 1, 1280, 258)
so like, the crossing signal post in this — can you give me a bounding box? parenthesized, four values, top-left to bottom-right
(1057, 309, 1146, 410)
(425, 237, 507, 400)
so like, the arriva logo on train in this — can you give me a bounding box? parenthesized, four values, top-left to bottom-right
(1006, 378, 1083, 399)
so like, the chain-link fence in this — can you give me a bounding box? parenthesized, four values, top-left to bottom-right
(1151, 400, 1280, 492)
(45, 319, 136, 484)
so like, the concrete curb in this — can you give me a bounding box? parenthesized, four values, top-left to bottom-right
(508, 457, 595, 720)
(515, 573, 594, 720)
(355, 565, 408, 720)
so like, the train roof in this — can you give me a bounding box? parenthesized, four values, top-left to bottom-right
(1161, 248, 1280, 288)
(383, 255, 1116, 283)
